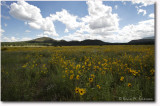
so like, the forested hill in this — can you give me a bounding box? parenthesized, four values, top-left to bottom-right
(1, 37, 155, 46)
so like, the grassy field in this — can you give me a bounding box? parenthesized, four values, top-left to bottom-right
(1, 45, 155, 101)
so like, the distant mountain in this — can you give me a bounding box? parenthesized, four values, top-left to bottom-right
(81, 39, 107, 45)
(26, 37, 108, 46)
(1, 37, 155, 47)
(128, 37, 155, 45)
(143, 36, 155, 39)
(28, 37, 155, 45)
(27, 37, 56, 43)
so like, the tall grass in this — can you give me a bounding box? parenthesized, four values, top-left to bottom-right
(1, 45, 155, 101)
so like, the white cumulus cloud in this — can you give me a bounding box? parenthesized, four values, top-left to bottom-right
(7, 0, 154, 43)
(9, 1, 58, 36)
(1, 36, 32, 42)
(132, 0, 155, 7)
(133, 0, 154, 16)
(9, 1, 42, 21)
(64, 28, 69, 33)
(118, 19, 154, 42)
(2, 36, 18, 42)
(21, 37, 32, 41)
(137, 9, 147, 16)
(50, 9, 81, 30)
(79, 0, 119, 36)
(55, 0, 154, 43)
(149, 13, 154, 18)
(37, 33, 48, 37)
(87, 0, 119, 30)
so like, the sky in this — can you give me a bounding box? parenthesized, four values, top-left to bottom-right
(0, 0, 155, 43)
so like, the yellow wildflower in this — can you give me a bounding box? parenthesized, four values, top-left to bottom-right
(22, 64, 27, 68)
(75, 87, 79, 94)
(70, 70, 73, 73)
(128, 83, 132, 87)
(150, 69, 154, 75)
(76, 64, 81, 70)
(76, 75, 80, 80)
(89, 78, 93, 83)
(79, 88, 86, 95)
(120, 76, 124, 81)
(88, 63, 91, 67)
(97, 85, 101, 89)
(91, 74, 95, 78)
(70, 74, 74, 80)
(82, 65, 85, 69)
(78, 70, 81, 75)
(96, 66, 99, 69)
(65, 70, 68, 73)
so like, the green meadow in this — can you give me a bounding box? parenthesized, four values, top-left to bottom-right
(1, 45, 155, 101)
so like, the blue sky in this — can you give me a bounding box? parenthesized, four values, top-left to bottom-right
(1, 0, 155, 42)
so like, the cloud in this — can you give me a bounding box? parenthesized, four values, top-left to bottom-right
(135, 6, 146, 16)
(64, 28, 69, 33)
(25, 30, 31, 33)
(58, 31, 117, 43)
(137, 9, 146, 16)
(1, 36, 32, 42)
(79, 0, 119, 36)
(0, 29, 5, 33)
(58, 33, 90, 41)
(9, 1, 42, 21)
(114, 5, 118, 10)
(50, 9, 81, 30)
(2, 36, 18, 42)
(117, 19, 154, 42)
(62, 18, 154, 43)
(9, 1, 58, 36)
(1, 15, 10, 20)
(21, 37, 32, 41)
(36, 33, 48, 37)
(56, 0, 154, 43)
(149, 13, 154, 18)
(9, 0, 119, 39)
(7, 0, 154, 43)
(87, 0, 119, 30)
(0, 28, 5, 36)
(133, 0, 154, 16)
(9, 1, 81, 36)
(132, 0, 155, 7)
